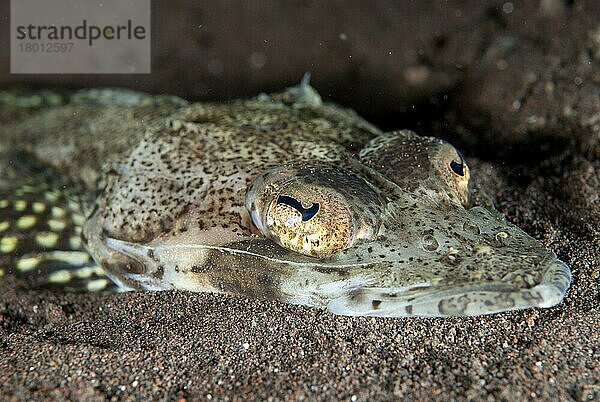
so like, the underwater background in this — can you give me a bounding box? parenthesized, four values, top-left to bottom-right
(0, 1, 598, 400)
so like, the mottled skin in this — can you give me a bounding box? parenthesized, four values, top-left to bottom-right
(0, 84, 571, 316)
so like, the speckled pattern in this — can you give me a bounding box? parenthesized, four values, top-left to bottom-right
(0, 84, 571, 316)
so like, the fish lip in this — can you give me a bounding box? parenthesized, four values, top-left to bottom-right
(85, 200, 573, 316)
(326, 257, 573, 317)
(82, 209, 158, 290)
(103, 236, 375, 270)
(100, 236, 161, 284)
(97, 234, 573, 317)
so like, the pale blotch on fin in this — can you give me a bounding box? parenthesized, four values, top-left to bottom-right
(13, 200, 27, 211)
(16, 215, 37, 230)
(32, 202, 46, 213)
(48, 269, 72, 284)
(86, 278, 110, 292)
(0, 236, 17, 253)
(51, 206, 66, 218)
(44, 191, 59, 202)
(72, 213, 85, 227)
(72, 266, 105, 279)
(35, 232, 59, 248)
(16, 257, 39, 272)
(48, 219, 67, 231)
(69, 236, 82, 249)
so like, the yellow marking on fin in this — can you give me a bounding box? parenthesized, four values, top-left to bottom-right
(51, 207, 66, 218)
(0, 200, 8, 209)
(14, 200, 27, 211)
(48, 219, 67, 231)
(0, 222, 10, 232)
(35, 232, 59, 248)
(14, 251, 90, 273)
(32, 202, 46, 213)
(45, 251, 90, 265)
(73, 266, 104, 279)
(16, 215, 37, 230)
(16, 257, 39, 272)
(72, 213, 85, 227)
(45, 191, 59, 202)
(69, 236, 82, 249)
(0, 236, 18, 253)
(48, 269, 72, 283)
(0, 267, 5, 276)
(87, 278, 109, 292)
(68, 200, 80, 211)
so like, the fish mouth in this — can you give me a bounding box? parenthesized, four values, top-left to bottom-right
(96, 233, 572, 317)
(98, 235, 399, 306)
(101, 236, 377, 287)
(84, 204, 572, 317)
(327, 257, 572, 317)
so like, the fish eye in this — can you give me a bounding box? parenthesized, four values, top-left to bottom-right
(265, 185, 353, 257)
(246, 165, 382, 258)
(449, 158, 464, 176)
(441, 147, 470, 206)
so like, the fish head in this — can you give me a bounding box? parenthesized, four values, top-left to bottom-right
(82, 93, 571, 317)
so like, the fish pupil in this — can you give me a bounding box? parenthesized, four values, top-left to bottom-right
(277, 195, 320, 221)
(450, 159, 464, 176)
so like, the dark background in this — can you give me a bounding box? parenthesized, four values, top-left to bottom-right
(1, 1, 598, 151)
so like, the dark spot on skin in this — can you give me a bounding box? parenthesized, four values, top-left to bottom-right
(103, 255, 145, 275)
(372, 300, 382, 309)
(312, 266, 350, 277)
(152, 265, 165, 279)
(349, 288, 364, 300)
(277, 195, 320, 221)
(405, 305, 413, 314)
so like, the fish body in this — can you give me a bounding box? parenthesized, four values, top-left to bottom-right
(0, 84, 571, 316)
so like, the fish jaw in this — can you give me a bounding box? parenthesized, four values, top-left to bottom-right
(86, 206, 573, 318)
(327, 258, 572, 317)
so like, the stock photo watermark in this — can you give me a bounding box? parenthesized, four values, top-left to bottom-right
(10, 0, 151, 74)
